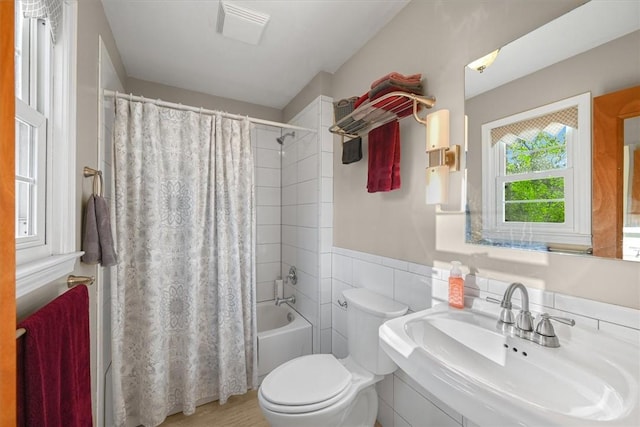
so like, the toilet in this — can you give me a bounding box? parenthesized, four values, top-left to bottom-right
(258, 288, 408, 427)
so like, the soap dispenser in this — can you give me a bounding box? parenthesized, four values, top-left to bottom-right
(448, 261, 464, 309)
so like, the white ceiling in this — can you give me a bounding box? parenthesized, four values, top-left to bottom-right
(101, 0, 411, 109)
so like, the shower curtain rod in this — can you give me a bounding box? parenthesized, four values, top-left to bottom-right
(103, 89, 317, 133)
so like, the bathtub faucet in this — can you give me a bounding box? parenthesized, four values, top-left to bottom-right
(275, 295, 296, 306)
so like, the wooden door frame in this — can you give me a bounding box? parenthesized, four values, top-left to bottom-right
(0, 2, 16, 426)
(592, 85, 640, 258)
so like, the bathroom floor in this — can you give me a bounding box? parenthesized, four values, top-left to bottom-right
(160, 390, 269, 426)
(159, 389, 384, 426)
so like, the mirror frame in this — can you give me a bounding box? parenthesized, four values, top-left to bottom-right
(592, 85, 640, 258)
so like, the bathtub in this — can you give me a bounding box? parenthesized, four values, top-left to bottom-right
(257, 301, 312, 380)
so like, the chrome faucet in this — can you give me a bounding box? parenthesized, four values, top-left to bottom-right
(275, 295, 295, 306)
(498, 282, 534, 335)
(488, 282, 575, 347)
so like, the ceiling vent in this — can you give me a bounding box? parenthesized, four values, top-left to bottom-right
(217, 1, 270, 45)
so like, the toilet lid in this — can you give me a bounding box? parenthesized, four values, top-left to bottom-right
(260, 354, 352, 406)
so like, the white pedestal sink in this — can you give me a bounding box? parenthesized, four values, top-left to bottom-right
(379, 303, 639, 426)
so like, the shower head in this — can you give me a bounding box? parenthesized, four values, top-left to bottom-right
(276, 131, 295, 145)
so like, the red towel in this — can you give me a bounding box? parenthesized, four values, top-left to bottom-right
(367, 120, 401, 192)
(371, 86, 424, 119)
(370, 72, 422, 89)
(354, 91, 369, 109)
(18, 285, 93, 427)
(369, 80, 423, 100)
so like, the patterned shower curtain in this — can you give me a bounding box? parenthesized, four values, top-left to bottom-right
(111, 99, 257, 427)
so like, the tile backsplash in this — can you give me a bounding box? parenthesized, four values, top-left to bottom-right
(330, 245, 640, 427)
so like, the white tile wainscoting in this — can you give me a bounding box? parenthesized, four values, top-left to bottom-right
(330, 246, 640, 427)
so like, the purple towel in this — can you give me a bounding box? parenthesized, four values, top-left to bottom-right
(18, 285, 93, 427)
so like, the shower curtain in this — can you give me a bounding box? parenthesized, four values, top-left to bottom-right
(111, 98, 257, 427)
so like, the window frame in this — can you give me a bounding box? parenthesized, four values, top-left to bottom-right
(15, 97, 47, 251)
(15, 0, 80, 298)
(481, 93, 592, 247)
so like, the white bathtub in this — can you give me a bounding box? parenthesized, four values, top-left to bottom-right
(257, 301, 312, 379)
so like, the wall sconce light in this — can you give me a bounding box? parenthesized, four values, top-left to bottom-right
(425, 109, 460, 205)
(467, 49, 500, 73)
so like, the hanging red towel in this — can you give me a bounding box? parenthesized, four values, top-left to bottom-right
(367, 120, 401, 193)
(17, 285, 93, 427)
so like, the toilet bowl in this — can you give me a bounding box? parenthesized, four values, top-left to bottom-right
(258, 288, 408, 427)
(258, 354, 379, 426)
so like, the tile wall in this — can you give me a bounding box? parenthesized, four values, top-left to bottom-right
(252, 125, 283, 303)
(331, 246, 640, 427)
(281, 95, 334, 354)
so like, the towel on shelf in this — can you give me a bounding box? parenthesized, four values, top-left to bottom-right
(369, 80, 423, 100)
(353, 92, 370, 109)
(367, 72, 424, 119)
(371, 84, 424, 118)
(353, 73, 423, 111)
(370, 72, 422, 89)
(367, 120, 401, 193)
(81, 194, 117, 266)
(17, 285, 92, 427)
(341, 119, 368, 135)
(333, 96, 358, 122)
(342, 137, 363, 164)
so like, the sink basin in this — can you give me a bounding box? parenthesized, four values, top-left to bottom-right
(379, 303, 640, 426)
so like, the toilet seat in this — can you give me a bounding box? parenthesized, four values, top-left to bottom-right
(259, 354, 354, 414)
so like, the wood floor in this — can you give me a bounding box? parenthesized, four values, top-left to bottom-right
(160, 390, 269, 426)
(159, 390, 383, 426)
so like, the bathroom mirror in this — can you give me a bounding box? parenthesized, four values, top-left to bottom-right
(464, 0, 640, 261)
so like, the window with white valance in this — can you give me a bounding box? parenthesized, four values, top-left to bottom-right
(481, 93, 592, 248)
(15, 0, 80, 297)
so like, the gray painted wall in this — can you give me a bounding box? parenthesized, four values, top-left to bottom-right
(127, 77, 283, 122)
(330, 0, 640, 309)
(283, 71, 333, 122)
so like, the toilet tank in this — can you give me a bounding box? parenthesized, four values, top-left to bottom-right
(342, 288, 408, 375)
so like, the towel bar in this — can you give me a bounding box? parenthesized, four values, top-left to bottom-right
(67, 275, 95, 288)
(83, 166, 104, 196)
(16, 328, 26, 339)
(329, 91, 436, 138)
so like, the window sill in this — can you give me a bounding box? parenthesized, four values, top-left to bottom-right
(16, 251, 84, 298)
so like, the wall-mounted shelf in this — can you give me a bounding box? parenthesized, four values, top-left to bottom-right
(329, 91, 436, 139)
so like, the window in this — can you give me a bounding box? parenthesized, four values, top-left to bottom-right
(481, 93, 591, 248)
(15, 10, 50, 259)
(14, 0, 79, 297)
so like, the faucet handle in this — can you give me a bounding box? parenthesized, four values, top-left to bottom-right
(486, 297, 516, 324)
(535, 313, 575, 337)
(286, 266, 298, 285)
(486, 296, 521, 310)
(486, 297, 521, 325)
(534, 313, 575, 348)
